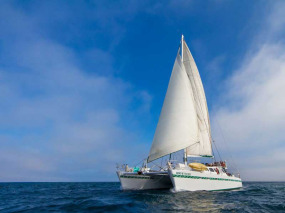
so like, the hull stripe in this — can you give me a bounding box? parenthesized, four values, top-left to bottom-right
(172, 174, 242, 182)
(120, 175, 151, 179)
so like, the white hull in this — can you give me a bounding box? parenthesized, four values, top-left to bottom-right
(117, 171, 172, 190)
(169, 168, 242, 192)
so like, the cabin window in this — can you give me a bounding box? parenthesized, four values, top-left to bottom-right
(209, 168, 214, 172)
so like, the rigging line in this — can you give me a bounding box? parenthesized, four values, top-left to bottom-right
(150, 161, 166, 171)
(168, 149, 183, 162)
(212, 139, 222, 162)
(215, 118, 240, 174)
(134, 158, 146, 167)
(187, 141, 200, 147)
(160, 155, 165, 168)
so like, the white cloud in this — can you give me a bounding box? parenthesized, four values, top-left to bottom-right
(0, 2, 151, 181)
(212, 2, 285, 181)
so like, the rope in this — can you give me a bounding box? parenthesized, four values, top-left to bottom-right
(134, 158, 146, 167)
(215, 118, 240, 174)
(212, 139, 222, 162)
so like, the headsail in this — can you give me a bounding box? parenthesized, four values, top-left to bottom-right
(147, 53, 199, 163)
(182, 38, 213, 157)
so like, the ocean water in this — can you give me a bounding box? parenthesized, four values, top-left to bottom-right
(0, 182, 284, 213)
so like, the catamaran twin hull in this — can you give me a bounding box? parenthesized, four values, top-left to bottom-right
(117, 171, 172, 190)
(116, 35, 243, 191)
(117, 169, 242, 191)
(169, 169, 242, 191)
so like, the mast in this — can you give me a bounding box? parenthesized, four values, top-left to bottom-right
(181, 34, 184, 62)
(183, 149, 187, 165)
(181, 34, 187, 165)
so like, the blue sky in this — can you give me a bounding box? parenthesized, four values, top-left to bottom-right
(0, 0, 284, 181)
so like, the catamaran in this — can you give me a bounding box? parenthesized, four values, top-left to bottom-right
(117, 35, 242, 191)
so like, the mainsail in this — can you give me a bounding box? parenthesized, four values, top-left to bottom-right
(148, 36, 212, 163)
(182, 39, 213, 157)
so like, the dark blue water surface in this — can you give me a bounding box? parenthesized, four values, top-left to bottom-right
(0, 182, 284, 212)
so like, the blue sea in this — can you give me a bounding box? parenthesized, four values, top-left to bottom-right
(0, 182, 284, 212)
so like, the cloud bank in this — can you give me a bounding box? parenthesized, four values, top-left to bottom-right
(0, 1, 151, 181)
(212, 1, 285, 181)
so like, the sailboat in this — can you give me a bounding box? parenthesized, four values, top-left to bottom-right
(117, 35, 242, 191)
(148, 35, 242, 191)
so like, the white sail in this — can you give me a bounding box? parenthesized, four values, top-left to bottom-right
(148, 53, 199, 162)
(182, 40, 213, 157)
